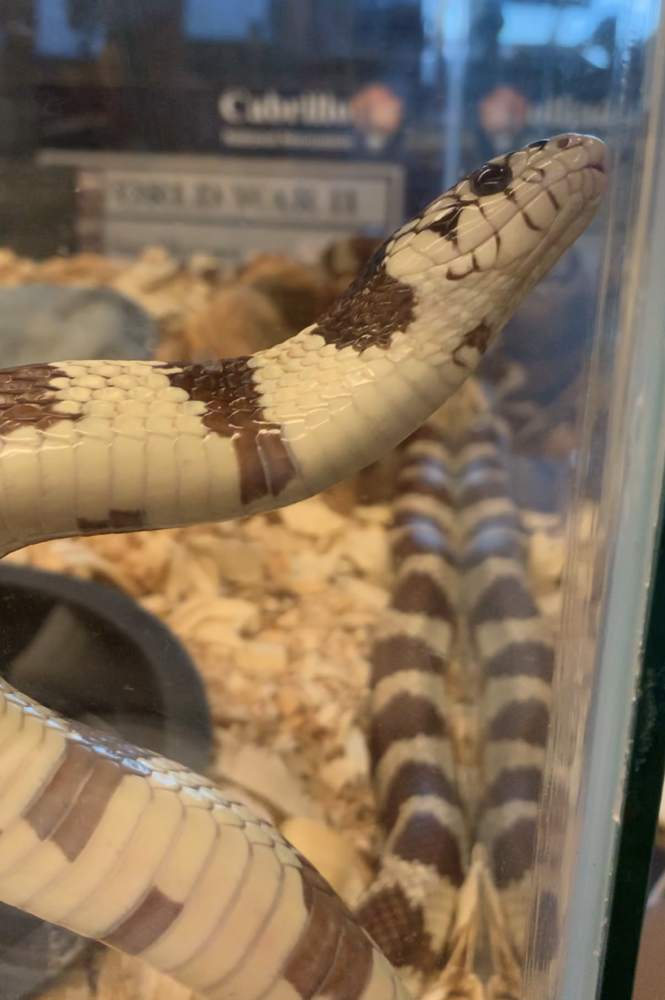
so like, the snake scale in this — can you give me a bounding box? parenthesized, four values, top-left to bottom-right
(358, 412, 555, 998)
(0, 134, 603, 1000)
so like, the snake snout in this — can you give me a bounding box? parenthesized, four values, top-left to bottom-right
(580, 134, 606, 172)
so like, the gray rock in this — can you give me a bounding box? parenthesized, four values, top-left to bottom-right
(0, 284, 157, 365)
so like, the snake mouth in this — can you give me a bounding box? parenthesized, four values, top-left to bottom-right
(578, 134, 606, 175)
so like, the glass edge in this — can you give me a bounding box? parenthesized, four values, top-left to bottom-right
(598, 482, 665, 999)
(524, 3, 665, 997)
(560, 8, 665, 998)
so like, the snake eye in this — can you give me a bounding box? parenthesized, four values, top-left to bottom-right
(469, 162, 513, 196)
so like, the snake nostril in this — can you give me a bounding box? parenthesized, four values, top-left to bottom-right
(469, 162, 513, 196)
(556, 136, 573, 149)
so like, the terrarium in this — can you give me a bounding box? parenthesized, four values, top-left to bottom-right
(0, 3, 663, 1000)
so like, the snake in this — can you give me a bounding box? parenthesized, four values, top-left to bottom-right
(359, 423, 464, 994)
(358, 413, 555, 995)
(458, 416, 554, 963)
(0, 134, 603, 1000)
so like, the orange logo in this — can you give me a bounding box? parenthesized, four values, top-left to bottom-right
(349, 84, 404, 151)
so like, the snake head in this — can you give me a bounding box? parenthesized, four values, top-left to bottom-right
(384, 133, 606, 332)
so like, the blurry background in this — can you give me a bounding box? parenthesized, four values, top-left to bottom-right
(0, 0, 646, 259)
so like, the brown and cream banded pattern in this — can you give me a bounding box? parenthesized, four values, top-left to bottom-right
(458, 417, 555, 960)
(0, 685, 407, 1000)
(357, 415, 556, 996)
(0, 134, 603, 1000)
(358, 426, 465, 993)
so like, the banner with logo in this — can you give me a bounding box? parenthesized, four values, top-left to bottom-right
(217, 85, 405, 157)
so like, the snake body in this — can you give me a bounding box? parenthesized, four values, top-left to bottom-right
(458, 418, 554, 960)
(359, 425, 464, 992)
(358, 414, 555, 994)
(0, 135, 603, 1000)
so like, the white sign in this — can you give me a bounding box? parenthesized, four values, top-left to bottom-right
(105, 172, 389, 227)
(38, 150, 404, 263)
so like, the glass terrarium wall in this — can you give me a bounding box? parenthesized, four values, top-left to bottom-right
(525, 8, 665, 999)
(0, 3, 662, 1000)
(437, 6, 665, 1000)
(452, 5, 665, 1000)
